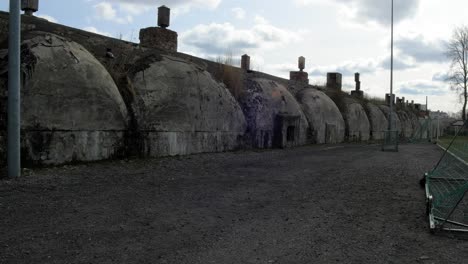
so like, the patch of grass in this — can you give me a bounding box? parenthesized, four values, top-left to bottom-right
(326, 90, 348, 114)
(438, 136, 468, 162)
(215, 53, 244, 99)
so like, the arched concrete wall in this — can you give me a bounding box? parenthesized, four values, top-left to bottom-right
(343, 98, 370, 142)
(238, 78, 308, 148)
(419, 118, 430, 139)
(397, 110, 414, 138)
(366, 103, 388, 140)
(408, 111, 420, 136)
(378, 105, 402, 133)
(1, 33, 129, 166)
(0, 21, 417, 167)
(297, 88, 345, 144)
(131, 55, 247, 156)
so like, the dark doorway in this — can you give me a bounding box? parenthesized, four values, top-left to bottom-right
(287, 126, 295, 142)
(263, 132, 269, 148)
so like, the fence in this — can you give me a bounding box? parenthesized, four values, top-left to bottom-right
(424, 120, 468, 233)
(410, 118, 432, 143)
(382, 130, 399, 152)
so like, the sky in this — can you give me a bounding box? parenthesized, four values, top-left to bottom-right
(1, 0, 467, 114)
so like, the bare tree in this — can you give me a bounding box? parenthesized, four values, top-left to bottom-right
(447, 25, 468, 121)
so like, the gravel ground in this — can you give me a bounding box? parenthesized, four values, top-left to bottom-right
(1, 143, 467, 264)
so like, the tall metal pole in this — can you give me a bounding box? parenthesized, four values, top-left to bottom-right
(389, 0, 394, 131)
(426, 96, 429, 116)
(8, 0, 21, 178)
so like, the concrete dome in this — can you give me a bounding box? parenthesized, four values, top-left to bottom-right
(239, 78, 308, 148)
(131, 55, 247, 156)
(297, 88, 345, 144)
(343, 98, 370, 142)
(397, 110, 414, 138)
(378, 105, 402, 134)
(408, 111, 420, 136)
(1, 33, 128, 165)
(366, 103, 387, 140)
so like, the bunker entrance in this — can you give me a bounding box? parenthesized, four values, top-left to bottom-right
(274, 114, 301, 148)
(287, 126, 295, 142)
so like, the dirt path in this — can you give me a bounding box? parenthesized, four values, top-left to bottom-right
(1, 144, 467, 263)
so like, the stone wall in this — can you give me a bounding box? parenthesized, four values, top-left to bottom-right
(139, 27, 178, 52)
(0, 15, 38, 45)
(0, 18, 7, 44)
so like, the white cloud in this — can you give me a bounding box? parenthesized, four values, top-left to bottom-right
(394, 34, 447, 64)
(267, 63, 299, 73)
(180, 17, 302, 56)
(397, 80, 449, 96)
(82, 26, 112, 37)
(293, 0, 315, 6)
(36, 14, 58, 23)
(93, 2, 133, 24)
(119, 3, 151, 15)
(309, 58, 381, 76)
(231, 7, 246, 20)
(308, 55, 415, 77)
(379, 55, 415, 71)
(254, 15, 268, 25)
(94, 2, 116, 19)
(432, 71, 449, 82)
(295, 0, 420, 26)
(103, 0, 221, 16)
(112, 0, 221, 9)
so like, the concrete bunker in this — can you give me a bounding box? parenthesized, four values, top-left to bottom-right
(342, 98, 371, 142)
(378, 105, 402, 134)
(365, 103, 388, 140)
(397, 110, 414, 138)
(408, 111, 421, 136)
(297, 88, 345, 144)
(0, 33, 129, 165)
(130, 54, 247, 157)
(274, 114, 302, 148)
(238, 78, 308, 148)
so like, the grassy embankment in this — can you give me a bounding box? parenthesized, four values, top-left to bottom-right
(437, 136, 468, 162)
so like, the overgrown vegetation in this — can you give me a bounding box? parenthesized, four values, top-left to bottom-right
(214, 52, 244, 100)
(104, 48, 148, 158)
(364, 95, 386, 106)
(325, 90, 349, 114)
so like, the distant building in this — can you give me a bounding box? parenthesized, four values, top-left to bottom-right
(430, 111, 449, 119)
(451, 120, 464, 127)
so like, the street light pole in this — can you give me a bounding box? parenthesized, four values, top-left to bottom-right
(8, 0, 21, 178)
(389, 0, 394, 131)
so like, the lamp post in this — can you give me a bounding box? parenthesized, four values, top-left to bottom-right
(8, 0, 21, 178)
(389, 0, 394, 132)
